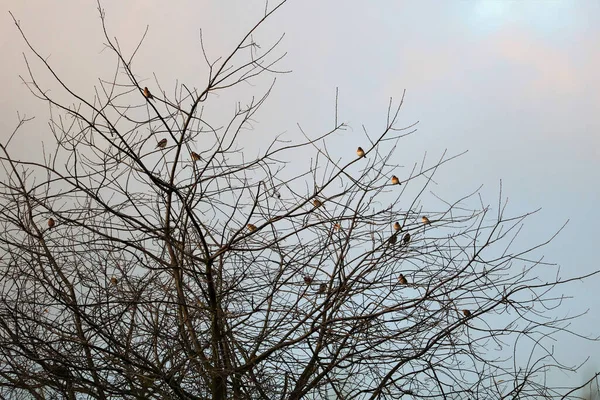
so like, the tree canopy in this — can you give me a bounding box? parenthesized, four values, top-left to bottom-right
(0, 2, 598, 399)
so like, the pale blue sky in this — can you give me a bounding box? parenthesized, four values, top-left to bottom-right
(1, 0, 599, 389)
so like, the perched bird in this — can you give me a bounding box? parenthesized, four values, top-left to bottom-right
(402, 232, 411, 244)
(247, 224, 257, 232)
(393, 222, 401, 232)
(422, 216, 431, 225)
(110, 276, 118, 285)
(143, 87, 154, 100)
(313, 199, 323, 208)
(191, 151, 201, 161)
(333, 223, 341, 232)
(397, 274, 408, 285)
(356, 147, 365, 158)
(318, 283, 328, 294)
(303, 276, 313, 285)
(388, 234, 397, 245)
(47, 218, 55, 229)
(48, 363, 70, 378)
(156, 139, 167, 149)
(462, 309, 471, 318)
(391, 175, 400, 185)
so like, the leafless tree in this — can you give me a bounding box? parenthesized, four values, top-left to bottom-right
(1, 2, 598, 399)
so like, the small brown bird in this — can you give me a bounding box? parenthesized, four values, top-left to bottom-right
(143, 87, 154, 100)
(422, 216, 431, 225)
(247, 224, 257, 232)
(333, 223, 341, 232)
(318, 283, 327, 294)
(356, 147, 365, 158)
(397, 274, 408, 285)
(303, 275, 313, 285)
(391, 175, 400, 185)
(462, 309, 471, 318)
(402, 232, 411, 244)
(110, 276, 118, 285)
(313, 199, 323, 208)
(191, 151, 201, 161)
(47, 218, 55, 229)
(393, 222, 401, 232)
(388, 234, 397, 245)
(156, 139, 167, 149)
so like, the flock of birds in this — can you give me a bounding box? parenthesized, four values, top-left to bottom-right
(41, 86, 472, 320)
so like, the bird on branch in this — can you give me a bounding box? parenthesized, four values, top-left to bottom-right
(156, 139, 167, 149)
(143, 87, 154, 100)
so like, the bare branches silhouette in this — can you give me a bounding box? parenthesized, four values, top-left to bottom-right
(0, 2, 598, 399)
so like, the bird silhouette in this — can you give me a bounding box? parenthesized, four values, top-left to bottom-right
(247, 224, 257, 232)
(318, 283, 328, 294)
(462, 309, 471, 318)
(313, 199, 323, 208)
(356, 147, 365, 158)
(110, 277, 118, 285)
(303, 276, 313, 285)
(393, 222, 401, 232)
(422, 216, 431, 225)
(402, 232, 411, 244)
(156, 139, 167, 149)
(47, 218, 55, 229)
(191, 151, 201, 161)
(143, 87, 154, 100)
(388, 234, 397, 245)
(397, 274, 408, 285)
(391, 175, 400, 185)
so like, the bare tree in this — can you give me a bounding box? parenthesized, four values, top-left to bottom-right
(1, 2, 598, 399)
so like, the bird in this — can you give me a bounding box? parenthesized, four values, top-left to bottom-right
(333, 223, 341, 232)
(143, 87, 154, 100)
(318, 283, 328, 294)
(191, 151, 201, 161)
(247, 224, 257, 232)
(393, 222, 401, 232)
(397, 274, 408, 285)
(391, 175, 400, 185)
(48, 363, 70, 378)
(303, 275, 313, 285)
(402, 232, 411, 244)
(356, 147, 365, 158)
(110, 277, 118, 285)
(313, 199, 323, 208)
(47, 218, 55, 229)
(156, 139, 167, 149)
(422, 216, 431, 225)
(388, 234, 397, 245)
(462, 309, 471, 318)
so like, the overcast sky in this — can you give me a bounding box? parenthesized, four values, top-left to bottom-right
(1, 0, 599, 389)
